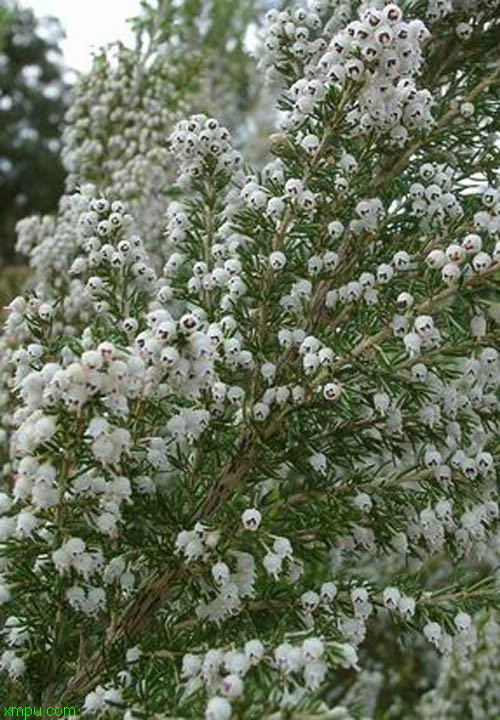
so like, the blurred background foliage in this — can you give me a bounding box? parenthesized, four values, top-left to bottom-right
(0, 0, 68, 267)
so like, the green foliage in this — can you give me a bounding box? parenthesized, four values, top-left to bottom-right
(0, 1, 68, 266)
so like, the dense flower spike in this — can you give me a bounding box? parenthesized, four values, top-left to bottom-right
(1, 0, 500, 717)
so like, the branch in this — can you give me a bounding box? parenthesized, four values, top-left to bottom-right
(374, 65, 500, 190)
(312, 259, 500, 388)
(57, 258, 500, 703)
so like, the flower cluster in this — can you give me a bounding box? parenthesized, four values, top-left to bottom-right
(177, 635, 360, 720)
(424, 181, 500, 285)
(168, 115, 243, 187)
(262, 2, 433, 139)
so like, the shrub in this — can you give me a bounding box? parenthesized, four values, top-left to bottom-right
(1, 0, 500, 717)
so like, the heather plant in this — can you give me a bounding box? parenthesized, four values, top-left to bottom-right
(15, 0, 260, 289)
(0, 0, 260, 465)
(1, 0, 500, 718)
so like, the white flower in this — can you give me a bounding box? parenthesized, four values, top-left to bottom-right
(373, 391, 390, 414)
(403, 332, 421, 357)
(83, 686, 106, 713)
(301, 590, 320, 613)
(205, 696, 232, 720)
(442, 262, 460, 285)
(398, 595, 416, 618)
(269, 251, 287, 271)
(0, 494, 12, 515)
(92, 435, 118, 465)
(126, 646, 142, 664)
(34, 416, 57, 444)
(303, 659, 327, 690)
(82, 587, 106, 615)
(460, 102, 474, 118)
(0, 583, 11, 605)
(52, 546, 72, 574)
(353, 492, 372, 513)
(15, 510, 38, 538)
(274, 642, 292, 671)
(383, 586, 401, 610)
(253, 402, 270, 421)
(212, 562, 230, 585)
(309, 452, 327, 474)
(241, 508, 261, 531)
(103, 687, 123, 705)
(66, 585, 86, 610)
(66, 537, 86, 555)
(8, 656, 26, 679)
(182, 653, 202, 678)
(454, 612, 472, 633)
(320, 582, 337, 603)
(323, 382, 341, 401)
(272, 537, 293, 558)
(221, 674, 244, 698)
(0, 650, 15, 671)
(223, 650, 250, 676)
(184, 538, 206, 561)
(261, 362, 276, 383)
(13, 475, 32, 502)
(263, 552, 282, 579)
(284, 645, 303, 674)
(472, 251, 492, 274)
(244, 639, 264, 665)
(335, 642, 360, 670)
(423, 622, 442, 646)
(31, 480, 57, 509)
(302, 637, 324, 662)
(351, 587, 369, 606)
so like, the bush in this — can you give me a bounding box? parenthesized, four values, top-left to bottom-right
(0, 0, 500, 717)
